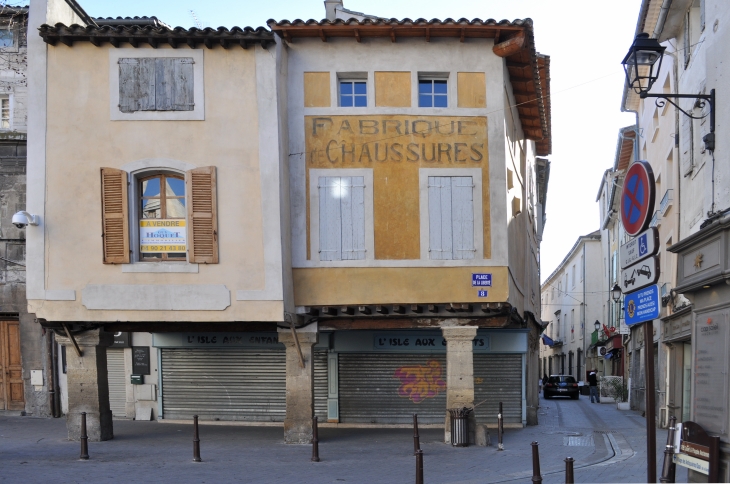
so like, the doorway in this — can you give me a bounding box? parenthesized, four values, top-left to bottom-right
(0, 321, 24, 411)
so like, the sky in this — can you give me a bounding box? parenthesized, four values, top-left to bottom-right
(73, 0, 640, 282)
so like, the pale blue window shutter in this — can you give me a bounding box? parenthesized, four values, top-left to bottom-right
(428, 176, 474, 260)
(319, 176, 366, 261)
(451, 176, 475, 260)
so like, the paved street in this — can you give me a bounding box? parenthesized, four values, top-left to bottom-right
(0, 396, 688, 483)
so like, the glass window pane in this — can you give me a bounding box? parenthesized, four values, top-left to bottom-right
(418, 81, 432, 94)
(142, 253, 162, 259)
(434, 80, 448, 93)
(142, 177, 160, 198)
(434, 95, 448, 108)
(0, 30, 13, 48)
(340, 82, 353, 95)
(354, 95, 367, 107)
(166, 178, 185, 197)
(341, 95, 353, 107)
(419, 94, 432, 107)
(166, 198, 186, 218)
(354, 82, 366, 95)
(141, 199, 161, 218)
(167, 252, 186, 258)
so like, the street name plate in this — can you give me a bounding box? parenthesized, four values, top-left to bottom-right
(680, 441, 711, 461)
(624, 284, 660, 326)
(619, 227, 659, 269)
(620, 255, 660, 293)
(673, 453, 710, 475)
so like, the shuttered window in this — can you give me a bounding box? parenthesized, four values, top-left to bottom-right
(100, 168, 130, 264)
(318, 176, 366, 261)
(119, 58, 194, 113)
(186, 166, 218, 264)
(428, 176, 474, 260)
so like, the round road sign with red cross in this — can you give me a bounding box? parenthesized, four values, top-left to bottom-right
(621, 161, 656, 236)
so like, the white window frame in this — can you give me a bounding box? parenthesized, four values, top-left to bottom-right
(109, 48, 205, 121)
(417, 73, 449, 108)
(337, 72, 368, 108)
(419, 168, 483, 261)
(0, 96, 10, 129)
(309, 168, 374, 265)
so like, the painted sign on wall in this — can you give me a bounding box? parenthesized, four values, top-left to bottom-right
(140, 219, 186, 253)
(374, 333, 490, 351)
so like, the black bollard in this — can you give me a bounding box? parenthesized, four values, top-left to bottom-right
(415, 449, 424, 484)
(565, 457, 574, 484)
(498, 402, 504, 451)
(311, 416, 320, 462)
(413, 414, 421, 455)
(79, 412, 89, 460)
(531, 441, 543, 483)
(193, 415, 202, 462)
(660, 416, 677, 483)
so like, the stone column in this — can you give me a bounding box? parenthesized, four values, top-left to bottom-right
(54, 328, 114, 441)
(278, 327, 318, 444)
(442, 326, 477, 444)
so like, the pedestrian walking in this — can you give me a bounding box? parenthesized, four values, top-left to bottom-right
(588, 369, 600, 403)
(541, 373, 548, 393)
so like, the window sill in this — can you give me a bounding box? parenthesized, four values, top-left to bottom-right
(122, 262, 199, 273)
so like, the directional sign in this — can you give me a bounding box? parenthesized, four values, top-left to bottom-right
(624, 284, 660, 326)
(620, 227, 659, 269)
(621, 255, 660, 293)
(621, 161, 656, 236)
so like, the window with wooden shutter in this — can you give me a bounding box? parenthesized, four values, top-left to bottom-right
(318, 176, 366, 261)
(186, 166, 218, 264)
(119, 57, 194, 113)
(428, 176, 475, 260)
(100, 168, 130, 264)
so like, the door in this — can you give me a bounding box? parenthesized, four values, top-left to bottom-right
(0, 321, 24, 410)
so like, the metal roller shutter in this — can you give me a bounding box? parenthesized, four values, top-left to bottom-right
(473, 354, 522, 425)
(162, 348, 329, 422)
(339, 353, 447, 424)
(107, 349, 127, 418)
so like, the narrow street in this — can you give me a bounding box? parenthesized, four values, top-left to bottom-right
(0, 396, 688, 483)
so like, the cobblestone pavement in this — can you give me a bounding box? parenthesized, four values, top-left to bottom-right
(0, 395, 689, 483)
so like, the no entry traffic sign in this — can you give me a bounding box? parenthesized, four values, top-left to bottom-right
(621, 161, 656, 236)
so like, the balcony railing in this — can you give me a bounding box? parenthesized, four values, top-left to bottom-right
(650, 210, 661, 228)
(660, 189, 673, 216)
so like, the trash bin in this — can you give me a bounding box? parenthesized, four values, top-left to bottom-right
(448, 407, 473, 447)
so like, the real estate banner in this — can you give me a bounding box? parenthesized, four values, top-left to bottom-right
(139, 219, 186, 253)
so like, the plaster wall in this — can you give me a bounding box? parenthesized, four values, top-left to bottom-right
(28, 42, 287, 322)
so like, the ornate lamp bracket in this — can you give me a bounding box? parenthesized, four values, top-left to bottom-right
(640, 89, 715, 139)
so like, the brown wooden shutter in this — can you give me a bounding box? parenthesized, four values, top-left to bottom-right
(100, 168, 130, 264)
(186, 166, 218, 263)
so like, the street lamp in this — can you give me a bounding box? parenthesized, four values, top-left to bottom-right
(622, 33, 716, 148)
(594, 320, 601, 332)
(611, 284, 622, 303)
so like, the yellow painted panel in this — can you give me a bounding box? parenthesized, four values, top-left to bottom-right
(305, 115, 490, 260)
(304, 72, 331, 107)
(375, 72, 411, 107)
(457, 72, 486, 108)
(293, 267, 508, 306)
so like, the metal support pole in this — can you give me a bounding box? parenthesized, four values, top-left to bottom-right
(565, 457, 574, 484)
(311, 416, 320, 462)
(660, 416, 677, 483)
(644, 323, 656, 483)
(498, 402, 504, 451)
(531, 441, 542, 483)
(193, 415, 202, 462)
(79, 412, 89, 460)
(415, 449, 424, 484)
(413, 414, 421, 455)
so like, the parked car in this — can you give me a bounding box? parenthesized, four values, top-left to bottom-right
(544, 375, 580, 399)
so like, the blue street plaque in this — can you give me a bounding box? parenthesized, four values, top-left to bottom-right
(472, 273, 492, 287)
(624, 284, 660, 326)
(477, 290, 488, 297)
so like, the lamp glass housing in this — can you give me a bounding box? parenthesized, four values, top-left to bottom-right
(622, 33, 666, 94)
(594, 321, 601, 332)
(612, 284, 622, 302)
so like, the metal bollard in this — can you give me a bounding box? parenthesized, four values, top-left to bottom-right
(413, 414, 421, 455)
(531, 441, 543, 483)
(79, 412, 89, 460)
(415, 449, 424, 484)
(565, 457, 574, 484)
(193, 415, 202, 462)
(497, 402, 504, 451)
(660, 416, 677, 483)
(311, 416, 320, 462)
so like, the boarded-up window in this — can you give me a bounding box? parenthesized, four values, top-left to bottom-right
(101, 168, 130, 264)
(428, 176, 474, 260)
(318, 176, 366, 261)
(186, 167, 218, 264)
(119, 58, 194, 113)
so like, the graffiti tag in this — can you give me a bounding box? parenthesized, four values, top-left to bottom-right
(393, 360, 446, 403)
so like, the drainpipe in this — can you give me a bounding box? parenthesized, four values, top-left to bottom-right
(582, 242, 586, 381)
(45, 330, 60, 418)
(652, 0, 673, 40)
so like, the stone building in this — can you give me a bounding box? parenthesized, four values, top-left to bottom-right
(28, 0, 551, 444)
